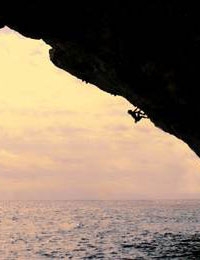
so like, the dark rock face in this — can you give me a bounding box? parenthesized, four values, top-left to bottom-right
(1, 2, 200, 156)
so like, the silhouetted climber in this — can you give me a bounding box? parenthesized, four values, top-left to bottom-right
(128, 107, 148, 123)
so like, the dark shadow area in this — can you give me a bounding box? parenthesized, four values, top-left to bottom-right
(1, 2, 200, 156)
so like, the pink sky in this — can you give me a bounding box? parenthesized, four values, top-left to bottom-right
(0, 27, 200, 200)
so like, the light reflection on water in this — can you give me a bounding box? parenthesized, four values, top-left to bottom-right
(0, 200, 200, 259)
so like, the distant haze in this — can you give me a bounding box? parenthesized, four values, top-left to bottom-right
(0, 27, 200, 200)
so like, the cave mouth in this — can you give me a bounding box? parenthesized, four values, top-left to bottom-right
(0, 26, 200, 200)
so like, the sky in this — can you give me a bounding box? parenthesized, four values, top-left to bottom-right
(0, 27, 200, 200)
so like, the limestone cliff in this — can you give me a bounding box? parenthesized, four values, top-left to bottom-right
(1, 2, 200, 156)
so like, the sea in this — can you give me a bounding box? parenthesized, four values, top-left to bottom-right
(0, 200, 200, 259)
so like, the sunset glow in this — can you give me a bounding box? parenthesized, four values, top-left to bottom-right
(0, 27, 200, 200)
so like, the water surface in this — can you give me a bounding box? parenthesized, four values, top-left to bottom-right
(0, 200, 200, 259)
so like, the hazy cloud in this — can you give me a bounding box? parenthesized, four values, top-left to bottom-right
(0, 27, 200, 200)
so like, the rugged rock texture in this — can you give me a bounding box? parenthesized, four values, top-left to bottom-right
(1, 2, 200, 156)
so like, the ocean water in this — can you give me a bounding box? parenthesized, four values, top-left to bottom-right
(0, 200, 200, 259)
